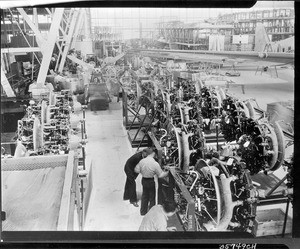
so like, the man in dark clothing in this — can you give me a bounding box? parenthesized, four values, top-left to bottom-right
(123, 149, 147, 207)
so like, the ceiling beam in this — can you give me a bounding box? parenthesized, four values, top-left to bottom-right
(58, 9, 80, 73)
(1, 67, 16, 97)
(70, 9, 85, 49)
(17, 8, 46, 49)
(36, 8, 64, 87)
(1, 47, 41, 53)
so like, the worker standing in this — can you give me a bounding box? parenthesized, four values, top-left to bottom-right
(135, 148, 169, 216)
(139, 201, 177, 231)
(123, 149, 147, 207)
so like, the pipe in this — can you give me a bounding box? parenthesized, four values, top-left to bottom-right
(182, 133, 196, 172)
(189, 170, 199, 192)
(159, 128, 167, 145)
(184, 107, 190, 123)
(216, 175, 243, 230)
(282, 199, 290, 238)
(205, 174, 243, 231)
(266, 174, 288, 197)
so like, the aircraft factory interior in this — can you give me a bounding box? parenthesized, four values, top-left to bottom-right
(0, 1, 295, 239)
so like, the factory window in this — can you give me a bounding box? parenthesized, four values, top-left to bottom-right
(256, 11, 262, 19)
(263, 11, 269, 18)
(250, 12, 256, 19)
(286, 9, 291, 17)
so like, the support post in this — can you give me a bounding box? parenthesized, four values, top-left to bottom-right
(282, 198, 290, 237)
(17, 8, 45, 48)
(36, 8, 64, 87)
(58, 9, 80, 73)
(265, 174, 289, 197)
(1, 67, 16, 97)
(70, 9, 85, 50)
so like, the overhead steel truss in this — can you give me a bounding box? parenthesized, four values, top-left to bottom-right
(1, 7, 89, 96)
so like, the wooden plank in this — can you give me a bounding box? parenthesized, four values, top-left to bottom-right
(67, 155, 78, 230)
(83, 159, 93, 225)
(57, 151, 75, 230)
(255, 208, 292, 237)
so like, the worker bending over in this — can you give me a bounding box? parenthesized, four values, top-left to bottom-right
(123, 149, 148, 207)
(139, 201, 177, 231)
(135, 148, 169, 215)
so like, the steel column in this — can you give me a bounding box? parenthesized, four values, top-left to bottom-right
(17, 8, 45, 49)
(58, 10, 80, 73)
(67, 55, 92, 69)
(70, 9, 85, 50)
(36, 8, 64, 87)
(33, 8, 39, 27)
(1, 67, 15, 97)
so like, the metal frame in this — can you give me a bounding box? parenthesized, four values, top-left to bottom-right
(17, 8, 46, 49)
(1, 67, 16, 97)
(35, 8, 64, 87)
(70, 9, 85, 50)
(169, 168, 196, 231)
(127, 95, 155, 148)
(1, 47, 41, 53)
(57, 9, 80, 73)
(66, 54, 94, 69)
(54, 8, 75, 72)
(122, 88, 141, 129)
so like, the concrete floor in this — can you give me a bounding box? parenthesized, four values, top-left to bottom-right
(83, 100, 144, 231)
(83, 66, 294, 231)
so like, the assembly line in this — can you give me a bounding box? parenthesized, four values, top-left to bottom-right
(0, 4, 295, 239)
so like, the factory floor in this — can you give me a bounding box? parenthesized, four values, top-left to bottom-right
(83, 67, 294, 231)
(83, 99, 144, 231)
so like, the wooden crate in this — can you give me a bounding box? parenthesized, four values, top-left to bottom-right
(254, 208, 292, 237)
